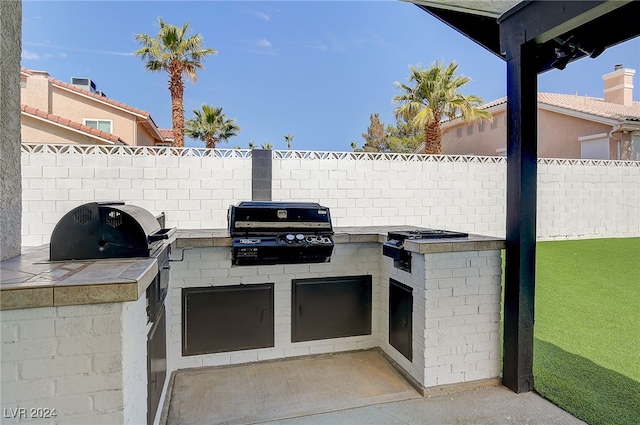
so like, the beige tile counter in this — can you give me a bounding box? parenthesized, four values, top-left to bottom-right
(175, 226, 505, 252)
(0, 245, 158, 310)
(2, 228, 504, 310)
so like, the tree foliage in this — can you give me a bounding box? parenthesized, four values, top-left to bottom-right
(185, 104, 240, 149)
(284, 134, 294, 150)
(354, 113, 422, 153)
(361, 113, 387, 152)
(133, 18, 216, 147)
(393, 60, 491, 154)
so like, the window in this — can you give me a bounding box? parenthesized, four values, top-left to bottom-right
(467, 125, 473, 136)
(456, 128, 462, 138)
(478, 121, 485, 132)
(84, 119, 112, 133)
(632, 135, 640, 161)
(579, 134, 609, 159)
(491, 118, 498, 129)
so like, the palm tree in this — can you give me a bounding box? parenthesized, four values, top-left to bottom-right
(185, 105, 240, 149)
(248, 141, 255, 149)
(261, 143, 273, 150)
(133, 18, 217, 147)
(393, 61, 491, 154)
(284, 134, 294, 150)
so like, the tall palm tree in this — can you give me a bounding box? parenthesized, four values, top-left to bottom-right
(133, 18, 216, 147)
(284, 134, 294, 150)
(393, 61, 491, 154)
(185, 104, 240, 149)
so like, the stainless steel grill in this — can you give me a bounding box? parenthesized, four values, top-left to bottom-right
(228, 201, 334, 266)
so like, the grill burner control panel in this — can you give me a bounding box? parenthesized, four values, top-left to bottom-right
(232, 233, 334, 265)
(277, 234, 333, 245)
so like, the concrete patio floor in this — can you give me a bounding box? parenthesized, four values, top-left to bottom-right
(162, 349, 585, 425)
(254, 384, 587, 425)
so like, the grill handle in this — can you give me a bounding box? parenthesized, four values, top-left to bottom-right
(149, 228, 176, 242)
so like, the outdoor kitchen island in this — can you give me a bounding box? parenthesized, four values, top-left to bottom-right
(170, 226, 505, 394)
(0, 226, 504, 425)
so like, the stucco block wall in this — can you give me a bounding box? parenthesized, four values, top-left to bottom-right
(443, 107, 620, 159)
(442, 111, 508, 156)
(167, 243, 381, 372)
(0, 0, 22, 261)
(0, 297, 148, 424)
(19, 146, 640, 246)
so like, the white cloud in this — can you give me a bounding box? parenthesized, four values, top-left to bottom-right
(244, 8, 270, 22)
(22, 50, 40, 60)
(257, 38, 272, 48)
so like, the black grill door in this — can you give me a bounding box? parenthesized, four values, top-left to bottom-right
(182, 284, 274, 356)
(389, 279, 413, 361)
(292, 275, 372, 342)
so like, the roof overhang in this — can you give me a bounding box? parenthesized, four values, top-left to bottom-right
(406, 0, 640, 73)
(406, 0, 519, 59)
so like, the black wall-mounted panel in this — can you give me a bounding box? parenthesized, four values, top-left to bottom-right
(182, 284, 274, 356)
(292, 275, 372, 342)
(389, 279, 413, 361)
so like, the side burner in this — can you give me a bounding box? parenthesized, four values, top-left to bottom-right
(383, 228, 468, 272)
(387, 229, 469, 241)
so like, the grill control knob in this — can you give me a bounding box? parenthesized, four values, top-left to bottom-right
(296, 234, 305, 242)
(286, 234, 295, 243)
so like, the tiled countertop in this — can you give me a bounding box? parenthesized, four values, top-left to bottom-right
(176, 226, 505, 253)
(1, 227, 504, 310)
(0, 245, 159, 310)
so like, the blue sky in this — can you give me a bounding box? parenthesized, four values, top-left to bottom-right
(22, 1, 640, 151)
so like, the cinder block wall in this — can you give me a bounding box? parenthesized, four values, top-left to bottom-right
(20, 146, 640, 246)
(0, 297, 148, 424)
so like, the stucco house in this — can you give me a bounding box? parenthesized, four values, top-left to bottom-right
(20, 68, 172, 146)
(418, 65, 640, 160)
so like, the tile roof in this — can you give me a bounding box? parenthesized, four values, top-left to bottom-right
(21, 104, 124, 144)
(443, 93, 640, 123)
(158, 129, 174, 140)
(537, 92, 640, 121)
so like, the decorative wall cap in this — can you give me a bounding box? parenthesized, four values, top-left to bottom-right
(20, 144, 640, 167)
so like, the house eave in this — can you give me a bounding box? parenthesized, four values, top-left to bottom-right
(21, 111, 122, 145)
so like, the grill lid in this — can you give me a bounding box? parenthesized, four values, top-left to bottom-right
(50, 201, 172, 261)
(228, 201, 333, 235)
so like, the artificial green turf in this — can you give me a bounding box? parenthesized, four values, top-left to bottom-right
(533, 238, 640, 425)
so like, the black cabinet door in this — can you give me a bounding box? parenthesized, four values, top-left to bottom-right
(182, 284, 274, 356)
(147, 306, 167, 425)
(389, 279, 413, 361)
(292, 275, 372, 342)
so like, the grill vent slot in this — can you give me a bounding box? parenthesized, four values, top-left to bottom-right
(73, 206, 92, 224)
(106, 211, 122, 228)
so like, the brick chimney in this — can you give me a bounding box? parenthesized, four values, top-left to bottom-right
(602, 64, 635, 106)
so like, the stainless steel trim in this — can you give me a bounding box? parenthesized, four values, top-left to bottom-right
(233, 221, 332, 229)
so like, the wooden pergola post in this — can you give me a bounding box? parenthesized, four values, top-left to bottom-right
(502, 40, 538, 393)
